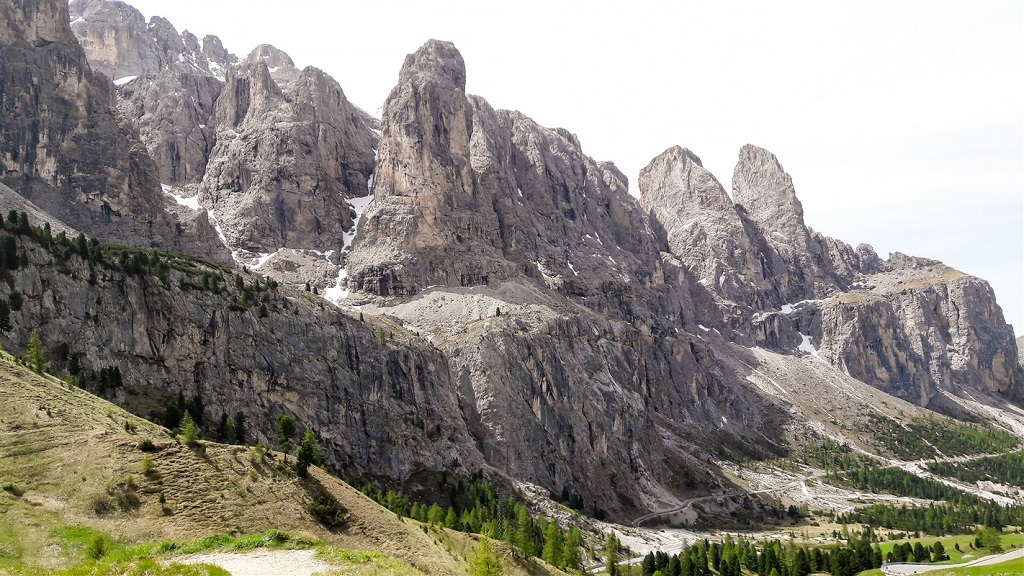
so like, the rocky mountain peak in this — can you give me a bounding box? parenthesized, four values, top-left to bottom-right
(246, 43, 295, 68)
(732, 144, 808, 241)
(640, 145, 734, 215)
(398, 38, 466, 92)
(245, 43, 298, 84)
(200, 34, 234, 71)
(2, 0, 78, 45)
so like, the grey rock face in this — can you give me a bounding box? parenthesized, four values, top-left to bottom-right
(70, 4, 378, 258)
(349, 40, 669, 316)
(4, 237, 481, 486)
(814, 264, 1023, 404)
(641, 142, 1023, 405)
(347, 41, 784, 516)
(116, 69, 221, 186)
(246, 43, 300, 85)
(199, 56, 378, 253)
(69, 0, 236, 80)
(640, 146, 771, 311)
(0, 0, 227, 261)
(14, 2, 1023, 517)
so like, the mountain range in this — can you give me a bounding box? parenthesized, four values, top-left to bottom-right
(1, 0, 1021, 529)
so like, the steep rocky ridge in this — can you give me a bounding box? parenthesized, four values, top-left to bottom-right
(640, 145, 1023, 406)
(346, 40, 786, 516)
(199, 56, 377, 253)
(348, 41, 709, 326)
(70, 0, 378, 273)
(0, 0, 227, 260)
(69, 0, 235, 80)
(0, 230, 480, 489)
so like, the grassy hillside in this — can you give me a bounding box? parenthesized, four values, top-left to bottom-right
(0, 351, 567, 575)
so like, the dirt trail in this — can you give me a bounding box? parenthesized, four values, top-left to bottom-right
(173, 549, 332, 576)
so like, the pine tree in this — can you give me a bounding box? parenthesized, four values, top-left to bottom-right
(427, 504, 445, 525)
(180, 411, 199, 447)
(563, 526, 583, 571)
(515, 506, 535, 557)
(445, 506, 460, 530)
(24, 329, 45, 373)
(469, 537, 505, 576)
(275, 414, 296, 460)
(605, 532, 620, 576)
(541, 521, 564, 568)
(295, 430, 320, 478)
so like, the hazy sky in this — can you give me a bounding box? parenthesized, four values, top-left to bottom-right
(123, 0, 1023, 335)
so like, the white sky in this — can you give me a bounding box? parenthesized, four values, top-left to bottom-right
(124, 0, 1023, 336)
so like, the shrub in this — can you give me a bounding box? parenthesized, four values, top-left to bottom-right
(248, 440, 267, 463)
(309, 492, 347, 528)
(2, 483, 24, 497)
(85, 534, 107, 560)
(141, 455, 155, 476)
(91, 494, 115, 515)
(137, 438, 157, 452)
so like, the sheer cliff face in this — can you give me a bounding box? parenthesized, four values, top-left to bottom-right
(70, 3, 378, 255)
(0, 0, 226, 259)
(344, 41, 784, 516)
(199, 58, 378, 252)
(349, 41, 663, 308)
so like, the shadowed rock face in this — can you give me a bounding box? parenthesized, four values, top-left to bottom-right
(0, 0, 226, 260)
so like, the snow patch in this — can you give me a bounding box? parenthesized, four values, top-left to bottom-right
(323, 267, 349, 304)
(567, 261, 578, 276)
(698, 325, 710, 332)
(798, 333, 821, 359)
(113, 75, 138, 87)
(342, 194, 374, 250)
(70, 17, 85, 26)
(780, 299, 817, 314)
(160, 184, 202, 211)
(517, 187, 523, 197)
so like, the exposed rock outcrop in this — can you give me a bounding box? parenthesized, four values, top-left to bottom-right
(12, 1, 1023, 518)
(199, 53, 378, 253)
(69, 0, 236, 80)
(640, 144, 1023, 405)
(70, 3, 378, 262)
(0, 0, 226, 260)
(3, 233, 480, 487)
(349, 41, 678, 318)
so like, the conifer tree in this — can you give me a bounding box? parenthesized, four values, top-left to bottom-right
(295, 430, 320, 478)
(469, 537, 504, 576)
(24, 329, 45, 373)
(275, 414, 296, 460)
